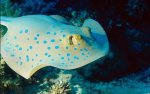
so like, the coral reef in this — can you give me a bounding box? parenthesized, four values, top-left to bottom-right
(0, 58, 5, 78)
(0, 0, 21, 16)
(48, 80, 71, 94)
(0, 57, 23, 94)
(0, 76, 23, 94)
(33, 69, 150, 94)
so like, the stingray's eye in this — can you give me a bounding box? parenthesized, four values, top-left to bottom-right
(68, 35, 73, 45)
(67, 34, 82, 45)
(0, 24, 8, 38)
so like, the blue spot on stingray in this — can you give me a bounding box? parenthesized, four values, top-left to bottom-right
(35, 54, 38, 56)
(78, 43, 80, 46)
(26, 55, 29, 62)
(84, 48, 88, 51)
(67, 53, 70, 56)
(32, 59, 34, 61)
(20, 62, 23, 65)
(71, 61, 74, 63)
(29, 46, 33, 49)
(19, 57, 21, 60)
(66, 46, 69, 49)
(74, 56, 79, 60)
(47, 47, 51, 50)
(61, 57, 64, 60)
(74, 56, 77, 59)
(34, 37, 37, 40)
(58, 53, 61, 56)
(54, 32, 57, 35)
(62, 34, 66, 37)
(40, 59, 43, 62)
(15, 45, 19, 48)
(27, 49, 29, 51)
(55, 46, 59, 49)
(59, 39, 62, 42)
(47, 32, 50, 34)
(25, 29, 28, 33)
(82, 53, 85, 56)
(51, 59, 54, 61)
(36, 41, 39, 44)
(19, 47, 22, 51)
(36, 34, 40, 37)
(80, 49, 83, 51)
(43, 40, 47, 44)
(51, 39, 55, 42)
(74, 48, 77, 50)
(45, 53, 48, 56)
(48, 55, 51, 57)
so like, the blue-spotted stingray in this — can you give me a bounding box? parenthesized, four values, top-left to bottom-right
(0, 15, 109, 79)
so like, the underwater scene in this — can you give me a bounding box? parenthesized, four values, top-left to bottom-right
(0, 0, 150, 94)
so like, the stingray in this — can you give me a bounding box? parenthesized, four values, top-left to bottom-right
(0, 15, 109, 79)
